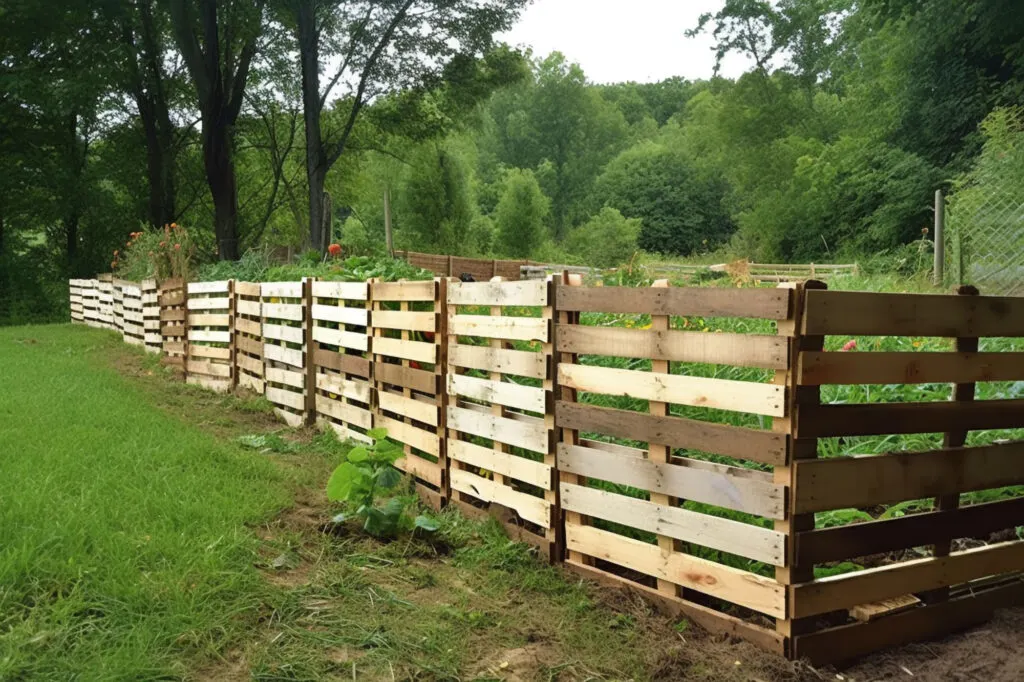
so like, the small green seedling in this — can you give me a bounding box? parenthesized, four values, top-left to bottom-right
(326, 428, 439, 538)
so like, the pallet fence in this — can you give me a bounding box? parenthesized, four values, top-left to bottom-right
(68, 275, 1024, 664)
(112, 278, 126, 335)
(372, 278, 448, 508)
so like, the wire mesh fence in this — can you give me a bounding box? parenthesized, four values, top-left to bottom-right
(945, 107, 1024, 295)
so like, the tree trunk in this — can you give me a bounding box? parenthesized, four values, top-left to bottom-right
(203, 112, 240, 260)
(141, 115, 176, 227)
(307, 164, 327, 250)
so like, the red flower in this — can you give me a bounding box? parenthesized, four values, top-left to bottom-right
(160, 241, 167, 247)
(174, 243, 181, 250)
(328, 243, 342, 257)
(410, 361, 421, 370)
(840, 339, 857, 352)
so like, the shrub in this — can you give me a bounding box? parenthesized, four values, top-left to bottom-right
(495, 168, 550, 258)
(566, 207, 640, 268)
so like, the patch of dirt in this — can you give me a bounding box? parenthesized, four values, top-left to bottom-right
(192, 649, 248, 682)
(473, 643, 564, 682)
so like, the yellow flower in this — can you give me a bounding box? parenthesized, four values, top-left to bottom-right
(639, 323, 652, 330)
(912, 340, 922, 348)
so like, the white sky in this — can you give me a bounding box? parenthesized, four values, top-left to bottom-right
(498, 0, 754, 84)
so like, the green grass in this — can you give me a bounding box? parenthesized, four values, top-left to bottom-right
(0, 325, 292, 679)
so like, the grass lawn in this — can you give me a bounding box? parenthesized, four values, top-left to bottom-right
(0, 324, 801, 681)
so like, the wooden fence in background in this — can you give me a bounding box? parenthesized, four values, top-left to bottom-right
(68, 275, 1024, 665)
(395, 250, 527, 281)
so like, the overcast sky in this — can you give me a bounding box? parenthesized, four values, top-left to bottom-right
(497, 0, 754, 84)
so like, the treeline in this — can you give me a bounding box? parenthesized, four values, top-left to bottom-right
(2, 0, 1024, 323)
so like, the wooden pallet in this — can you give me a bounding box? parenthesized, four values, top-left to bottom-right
(554, 277, 796, 647)
(186, 280, 234, 392)
(262, 281, 309, 427)
(121, 281, 145, 346)
(446, 278, 557, 558)
(234, 282, 264, 393)
(96, 275, 114, 330)
(82, 279, 100, 327)
(311, 280, 373, 442)
(112, 278, 126, 335)
(159, 279, 187, 372)
(371, 278, 447, 509)
(69, 279, 86, 323)
(141, 279, 161, 353)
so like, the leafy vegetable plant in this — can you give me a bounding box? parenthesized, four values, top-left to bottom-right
(326, 428, 438, 538)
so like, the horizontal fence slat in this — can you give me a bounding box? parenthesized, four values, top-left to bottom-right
(187, 359, 232, 378)
(802, 290, 1024, 337)
(313, 348, 370, 378)
(316, 372, 371, 403)
(317, 395, 372, 428)
(264, 343, 304, 369)
(313, 326, 367, 352)
(395, 453, 443, 488)
(266, 365, 305, 389)
(235, 317, 261, 337)
(262, 302, 304, 322)
(555, 400, 786, 466)
(792, 540, 1024, 618)
(371, 309, 435, 332)
(312, 303, 368, 327)
(374, 361, 435, 393)
(448, 343, 547, 380)
(558, 443, 785, 519)
(189, 330, 231, 343)
(450, 468, 550, 527)
(448, 439, 552, 489)
(311, 280, 367, 300)
(188, 313, 230, 327)
(448, 374, 546, 413)
(186, 297, 230, 310)
(559, 363, 785, 417)
(566, 523, 785, 618)
(796, 497, 1024, 565)
(448, 280, 547, 307)
(373, 335, 435, 364)
(793, 441, 1024, 513)
(447, 405, 548, 453)
(262, 282, 304, 299)
(449, 315, 549, 342)
(234, 281, 261, 297)
(801, 400, 1024, 437)
(377, 390, 438, 426)
(267, 386, 305, 411)
(557, 286, 790, 320)
(189, 345, 231, 360)
(557, 325, 788, 369)
(372, 280, 434, 301)
(799, 351, 1024, 385)
(187, 281, 230, 294)
(263, 323, 304, 345)
(561, 483, 785, 566)
(375, 414, 439, 456)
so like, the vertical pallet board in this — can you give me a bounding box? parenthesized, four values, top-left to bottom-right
(446, 277, 557, 558)
(82, 279, 100, 327)
(69, 279, 85, 322)
(159, 278, 187, 372)
(96, 275, 114, 330)
(788, 288, 1024, 665)
(553, 280, 793, 654)
(311, 280, 373, 442)
(186, 280, 234, 392)
(141, 279, 162, 353)
(121, 282, 145, 346)
(234, 282, 264, 393)
(371, 278, 447, 509)
(112, 279, 126, 335)
(262, 281, 308, 427)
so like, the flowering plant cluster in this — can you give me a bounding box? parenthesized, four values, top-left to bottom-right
(112, 223, 195, 281)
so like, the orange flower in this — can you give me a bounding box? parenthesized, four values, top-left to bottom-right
(170, 223, 177, 228)
(174, 243, 181, 250)
(160, 241, 167, 247)
(328, 243, 342, 257)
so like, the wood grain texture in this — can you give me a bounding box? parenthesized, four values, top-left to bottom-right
(448, 279, 547, 307)
(557, 285, 790, 320)
(448, 343, 547, 379)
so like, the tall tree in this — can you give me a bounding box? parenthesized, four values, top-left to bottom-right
(169, 0, 265, 260)
(277, 0, 528, 252)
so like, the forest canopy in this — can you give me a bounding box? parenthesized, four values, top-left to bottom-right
(2, 0, 1024, 323)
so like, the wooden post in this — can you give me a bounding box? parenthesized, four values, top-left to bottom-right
(228, 279, 238, 391)
(556, 272, 583, 564)
(934, 189, 945, 287)
(384, 187, 394, 257)
(447, 254, 454, 277)
(303, 277, 316, 426)
(437, 277, 450, 503)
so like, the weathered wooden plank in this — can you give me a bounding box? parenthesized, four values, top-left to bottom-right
(188, 329, 231, 343)
(235, 334, 262, 356)
(561, 483, 785, 565)
(558, 443, 785, 519)
(158, 291, 185, 307)
(186, 296, 231, 311)
(317, 395, 373, 429)
(262, 322, 304, 345)
(160, 308, 186, 322)
(375, 414, 439, 456)
(448, 343, 547, 380)
(264, 343, 304, 368)
(557, 285, 790, 320)
(559, 363, 785, 417)
(448, 279, 547, 307)
(262, 302, 304, 322)
(267, 386, 305, 411)
(796, 497, 1024, 565)
(449, 314, 549, 342)
(311, 280, 368, 300)
(566, 523, 785, 617)
(802, 289, 1024, 337)
(372, 279, 434, 301)
(262, 281, 304, 299)
(448, 438, 552, 489)
(447, 405, 548, 453)
(189, 345, 231, 360)
(372, 309, 436, 332)
(799, 351, 1024, 385)
(235, 299, 261, 317)
(450, 468, 550, 527)
(312, 325, 367, 352)
(311, 303, 368, 327)
(793, 441, 1024, 513)
(372, 335, 435, 364)
(234, 281, 261, 297)
(374, 361, 435, 393)
(265, 365, 305, 389)
(377, 390, 438, 426)
(447, 374, 545, 413)
(188, 313, 230, 327)
(274, 407, 305, 428)
(395, 453, 443, 488)
(557, 325, 788, 369)
(312, 348, 370, 378)
(234, 317, 261, 337)
(801, 399, 1024, 437)
(187, 359, 232, 378)
(236, 353, 264, 375)
(792, 540, 1024, 618)
(316, 372, 372, 403)
(187, 374, 231, 392)
(187, 280, 230, 294)
(556, 401, 785, 466)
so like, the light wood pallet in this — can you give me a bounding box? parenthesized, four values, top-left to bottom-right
(159, 279, 187, 372)
(121, 281, 145, 346)
(186, 280, 234, 392)
(69, 279, 86, 323)
(82, 279, 100, 327)
(141, 279, 162, 353)
(554, 277, 797, 654)
(112, 278, 126, 335)
(234, 282, 264, 393)
(786, 286, 1024, 664)
(262, 281, 309, 427)
(371, 278, 447, 509)
(96, 276, 114, 330)
(311, 280, 373, 443)
(446, 277, 557, 559)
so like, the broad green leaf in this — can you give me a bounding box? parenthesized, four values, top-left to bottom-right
(347, 447, 369, 463)
(414, 515, 440, 532)
(326, 462, 363, 501)
(376, 465, 402, 489)
(367, 428, 388, 441)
